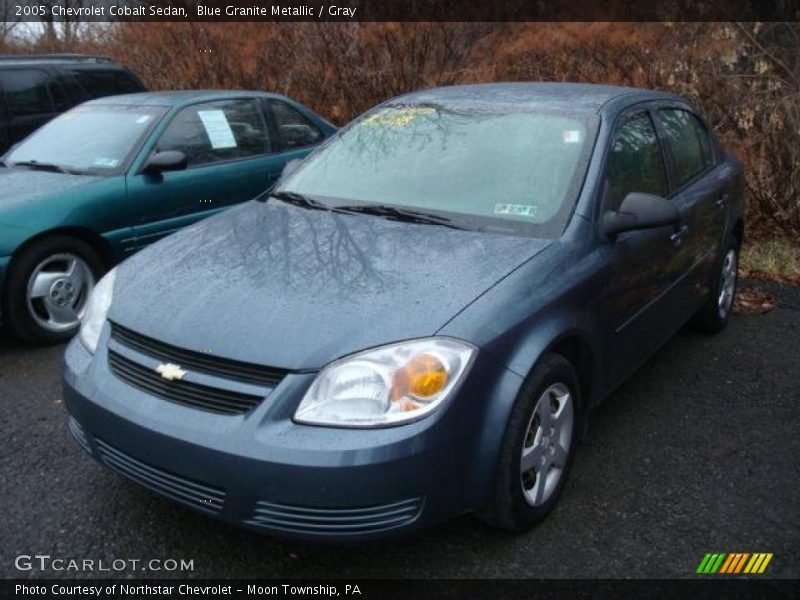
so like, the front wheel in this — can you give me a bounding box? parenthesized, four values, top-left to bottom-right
(689, 238, 739, 334)
(2, 236, 104, 345)
(475, 353, 580, 531)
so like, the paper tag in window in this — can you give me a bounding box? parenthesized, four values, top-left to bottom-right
(197, 110, 237, 149)
(563, 130, 582, 143)
(494, 204, 538, 218)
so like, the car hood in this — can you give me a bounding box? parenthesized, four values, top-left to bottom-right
(0, 168, 103, 220)
(111, 201, 552, 370)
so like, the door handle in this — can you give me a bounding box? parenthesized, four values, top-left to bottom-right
(670, 224, 690, 244)
(716, 193, 729, 210)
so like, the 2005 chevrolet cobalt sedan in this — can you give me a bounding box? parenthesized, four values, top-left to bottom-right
(63, 83, 743, 541)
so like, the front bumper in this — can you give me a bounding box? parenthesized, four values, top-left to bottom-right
(62, 328, 523, 542)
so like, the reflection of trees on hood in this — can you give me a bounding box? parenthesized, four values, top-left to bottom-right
(212, 202, 388, 296)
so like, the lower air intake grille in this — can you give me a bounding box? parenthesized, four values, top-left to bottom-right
(95, 438, 225, 514)
(68, 416, 91, 454)
(108, 350, 263, 415)
(244, 498, 423, 536)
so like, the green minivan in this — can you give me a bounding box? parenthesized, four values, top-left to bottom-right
(0, 90, 335, 344)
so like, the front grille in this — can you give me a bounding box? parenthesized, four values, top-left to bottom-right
(68, 416, 91, 454)
(108, 350, 264, 415)
(110, 322, 287, 387)
(244, 498, 423, 536)
(95, 438, 225, 514)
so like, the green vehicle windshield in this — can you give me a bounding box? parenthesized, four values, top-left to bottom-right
(7, 104, 166, 175)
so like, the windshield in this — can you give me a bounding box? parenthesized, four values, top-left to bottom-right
(6, 104, 166, 175)
(279, 103, 598, 237)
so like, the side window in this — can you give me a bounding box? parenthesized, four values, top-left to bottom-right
(156, 99, 272, 167)
(47, 78, 70, 111)
(0, 69, 54, 116)
(605, 112, 668, 211)
(656, 109, 713, 187)
(70, 69, 143, 98)
(270, 100, 322, 149)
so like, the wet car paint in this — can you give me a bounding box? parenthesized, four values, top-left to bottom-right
(62, 83, 745, 541)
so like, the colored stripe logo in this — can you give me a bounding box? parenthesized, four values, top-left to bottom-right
(697, 553, 773, 574)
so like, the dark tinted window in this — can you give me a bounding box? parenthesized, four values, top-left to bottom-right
(605, 112, 668, 211)
(157, 98, 271, 167)
(47, 79, 70, 111)
(58, 73, 90, 104)
(0, 69, 54, 116)
(270, 100, 322, 149)
(70, 69, 143, 98)
(656, 109, 713, 187)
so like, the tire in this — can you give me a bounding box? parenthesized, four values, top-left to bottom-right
(2, 236, 105, 345)
(476, 353, 580, 531)
(688, 236, 739, 334)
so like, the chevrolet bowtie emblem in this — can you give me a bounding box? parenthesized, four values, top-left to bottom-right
(155, 362, 187, 381)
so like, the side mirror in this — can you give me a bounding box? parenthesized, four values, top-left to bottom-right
(602, 192, 680, 239)
(143, 150, 187, 174)
(281, 158, 302, 178)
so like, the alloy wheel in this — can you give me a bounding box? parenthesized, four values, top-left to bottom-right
(520, 382, 574, 507)
(718, 248, 737, 319)
(25, 253, 95, 333)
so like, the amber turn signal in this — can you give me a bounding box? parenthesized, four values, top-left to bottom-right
(391, 353, 448, 402)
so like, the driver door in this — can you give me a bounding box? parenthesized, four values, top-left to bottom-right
(126, 97, 284, 250)
(596, 109, 691, 384)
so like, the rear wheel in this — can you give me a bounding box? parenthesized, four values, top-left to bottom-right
(3, 236, 104, 345)
(689, 237, 739, 334)
(476, 353, 579, 531)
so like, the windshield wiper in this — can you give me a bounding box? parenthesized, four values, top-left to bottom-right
(10, 160, 78, 175)
(334, 203, 464, 230)
(268, 190, 331, 211)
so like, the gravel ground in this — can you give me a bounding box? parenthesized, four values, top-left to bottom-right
(0, 280, 797, 579)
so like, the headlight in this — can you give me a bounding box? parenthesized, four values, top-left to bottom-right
(294, 338, 476, 428)
(79, 267, 117, 354)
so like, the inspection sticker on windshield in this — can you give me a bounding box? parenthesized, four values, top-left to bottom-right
(563, 130, 582, 143)
(92, 157, 120, 168)
(495, 204, 538, 218)
(135, 115, 152, 124)
(197, 109, 237, 149)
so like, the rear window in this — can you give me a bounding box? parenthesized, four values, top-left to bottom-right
(270, 100, 323, 149)
(69, 69, 143, 99)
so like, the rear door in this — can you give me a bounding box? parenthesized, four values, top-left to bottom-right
(654, 108, 729, 309)
(0, 68, 60, 150)
(127, 97, 284, 248)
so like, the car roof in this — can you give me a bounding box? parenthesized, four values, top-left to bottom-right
(0, 54, 125, 67)
(392, 82, 683, 115)
(83, 90, 286, 108)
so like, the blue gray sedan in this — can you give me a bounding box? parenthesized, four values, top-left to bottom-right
(63, 83, 744, 541)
